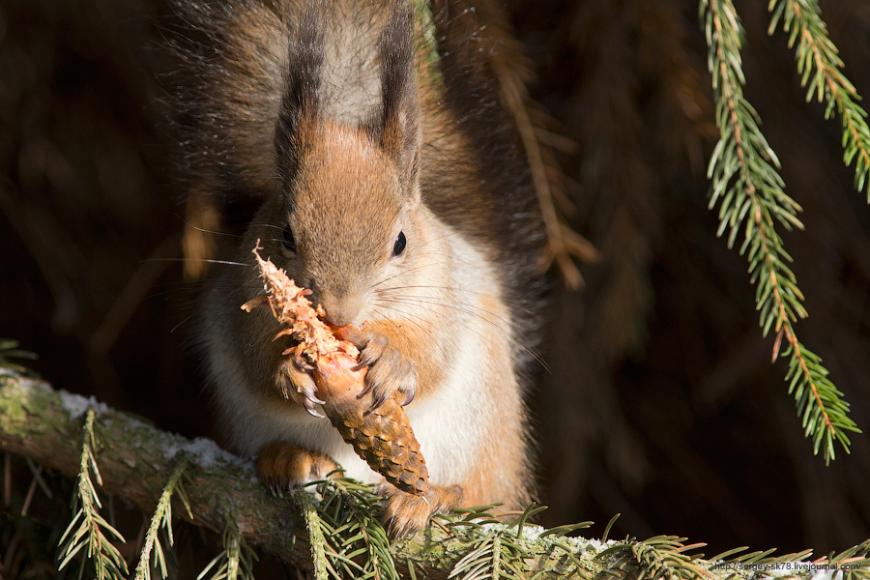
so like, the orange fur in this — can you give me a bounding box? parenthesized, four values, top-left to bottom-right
(179, 0, 546, 538)
(257, 442, 342, 491)
(382, 484, 463, 538)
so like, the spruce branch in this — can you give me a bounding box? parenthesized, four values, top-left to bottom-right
(57, 407, 129, 580)
(197, 527, 258, 580)
(447, 524, 530, 580)
(597, 536, 710, 580)
(3, 374, 870, 578)
(0, 339, 38, 375)
(296, 477, 402, 580)
(768, 0, 870, 198)
(299, 489, 331, 580)
(480, 0, 598, 290)
(699, 0, 860, 463)
(827, 539, 870, 580)
(134, 457, 191, 580)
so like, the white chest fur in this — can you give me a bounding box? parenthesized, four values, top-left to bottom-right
(205, 227, 512, 488)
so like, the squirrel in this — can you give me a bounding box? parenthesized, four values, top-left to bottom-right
(171, 0, 547, 535)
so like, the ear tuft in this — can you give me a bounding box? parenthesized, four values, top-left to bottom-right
(275, 2, 326, 179)
(373, 3, 421, 192)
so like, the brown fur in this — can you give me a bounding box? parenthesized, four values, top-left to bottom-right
(171, 0, 546, 536)
(257, 442, 341, 490)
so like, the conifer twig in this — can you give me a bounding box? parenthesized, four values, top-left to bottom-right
(768, 0, 870, 199)
(597, 535, 711, 580)
(6, 375, 870, 578)
(197, 527, 257, 580)
(0, 339, 38, 375)
(134, 457, 191, 580)
(699, 0, 860, 463)
(294, 478, 401, 580)
(57, 407, 129, 580)
(299, 490, 330, 580)
(497, 70, 597, 290)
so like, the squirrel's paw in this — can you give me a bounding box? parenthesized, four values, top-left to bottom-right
(381, 484, 463, 539)
(257, 442, 341, 497)
(345, 327, 417, 408)
(278, 357, 325, 417)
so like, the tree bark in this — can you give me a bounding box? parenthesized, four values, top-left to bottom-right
(3, 372, 862, 580)
(0, 373, 599, 578)
(0, 374, 313, 568)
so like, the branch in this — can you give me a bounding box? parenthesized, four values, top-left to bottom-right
(699, 0, 860, 463)
(0, 373, 310, 568)
(768, 0, 870, 199)
(0, 373, 593, 578)
(2, 373, 870, 579)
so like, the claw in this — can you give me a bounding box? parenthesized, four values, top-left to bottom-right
(357, 345, 378, 368)
(306, 393, 326, 406)
(350, 327, 418, 410)
(293, 352, 315, 373)
(359, 379, 375, 397)
(304, 402, 326, 418)
(372, 389, 389, 409)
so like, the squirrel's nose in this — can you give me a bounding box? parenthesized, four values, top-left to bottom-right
(317, 293, 362, 328)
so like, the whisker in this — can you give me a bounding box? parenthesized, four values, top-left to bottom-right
(367, 303, 438, 340)
(141, 257, 253, 268)
(375, 283, 549, 328)
(175, 215, 242, 239)
(170, 313, 198, 334)
(374, 298, 514, 364)
(373, 307, 429, 336)
(370, 257, 458, 289)
(374, 284, 489, 298)
(375, 294, 548, 370)
(378, 294, 509, 332)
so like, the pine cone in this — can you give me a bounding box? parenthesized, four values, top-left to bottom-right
(331, 399, 428, 495)
(242, 243, 429, 495)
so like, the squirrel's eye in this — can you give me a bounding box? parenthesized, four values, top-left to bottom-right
(392, 231, 406, 257)
(282, 224, 296, 252)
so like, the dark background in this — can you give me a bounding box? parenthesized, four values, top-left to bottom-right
(2, 0, 869, 563)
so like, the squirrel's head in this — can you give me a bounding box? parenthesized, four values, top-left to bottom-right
(242, 1, 426, 328)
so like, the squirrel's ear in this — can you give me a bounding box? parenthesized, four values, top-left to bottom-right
(373, 3, 421, 197)
(276, 4, 325, 180)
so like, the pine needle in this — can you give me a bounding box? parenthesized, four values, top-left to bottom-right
(134, 457, 190, 580)
(768, 0, 870, 201)
(197, 527, 257, 580)
(699, 0, 861, 464)
(296, 478, 400, 580)
(597, 536, 710, 580)
(0, 339, 38, 375)
(56, 407, 128, 580)
(298, 488, 331, 580)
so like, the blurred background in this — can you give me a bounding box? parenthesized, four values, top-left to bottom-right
(1, 0, 869, 566)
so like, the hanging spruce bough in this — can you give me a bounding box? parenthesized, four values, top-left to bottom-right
(57, 407, 129, 580)
(699, 0, 861, 463)
(768, 0, 870, 198)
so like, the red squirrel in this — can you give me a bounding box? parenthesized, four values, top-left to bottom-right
(172, 0, 546, 535)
